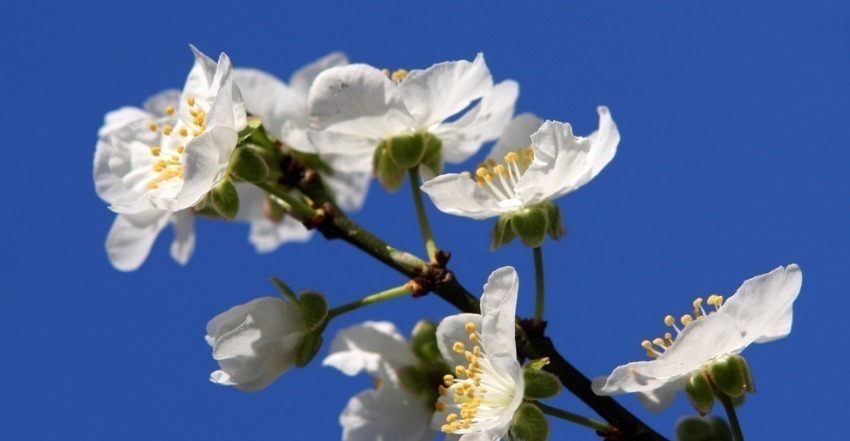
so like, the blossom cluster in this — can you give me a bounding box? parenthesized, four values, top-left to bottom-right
(93, 46, 803, 441)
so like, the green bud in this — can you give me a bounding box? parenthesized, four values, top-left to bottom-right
(491, 214, 517, 250)
(420, 133, 443, 176)
(230, 147, 270, 183)
(211, 178, 239, 220)
(523, 369, 562, 400)
(374, 142, 406, 192)
(510, 403, 550, 441)
(410, 320, 441, 363)
(269, 277, 298, 303)
(542, 201, 566, 241)
(387, 132, 428, 169)
(675, 415, 733, 441)
(295, 331, 323, 368)
(707, 354, 748, 398)
(298, 290, 329, 332)
(510, 205, 549, 248)
(685, 369, 715, 415)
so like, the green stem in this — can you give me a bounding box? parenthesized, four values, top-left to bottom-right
(253, 181, 317, 221)
(719, 393, 745, 441)
(536, 402, 614, 434)
(327, 284, 414, 320)
(408, 167, 438, 261)
(533, 246, 545, 326)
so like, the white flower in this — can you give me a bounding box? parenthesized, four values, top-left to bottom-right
(307, 53, 518, 175)
(94, 46, 246, 215)
(432, 267, 525, 439)
(206, 296, 307, 392)
(323, 321, 435, 441)
(234, 183, 313, 253)
(593, 264, 802, 412)
(234, 52, 370, 211)
(420, 108, 619, 220)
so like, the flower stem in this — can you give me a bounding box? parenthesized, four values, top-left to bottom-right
(328, 284, 414, 320)
(407, 167, 438, 262)
(719, 393, 745, 441)
(253, 181, 317, 221)
(535, 402, 614, 434)
(533, 246, 545, 326)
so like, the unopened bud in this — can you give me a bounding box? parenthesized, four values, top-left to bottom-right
(675, 415, 733, 441)
(707, 354, 750, 398)
(510, 205, 550, 248)
(685, 369, 715, 415)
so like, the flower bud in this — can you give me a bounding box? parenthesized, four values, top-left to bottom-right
(675, 415, 733, 441)
(387, 132, 428, 169)
(491, 214, 517, 250)
(510, 403, 550, 441)
(510, 205, 550, 248)
(373, 141, 406, 192)
(211, 178, 239, 220)
(206, 296, 308, 392)
(685, 369, 715, 415)
(707, 354, 750, 398)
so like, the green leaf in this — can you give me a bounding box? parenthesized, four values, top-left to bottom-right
(211, 179, 239, 220)
(491, 214, 517, 250)
(511, 403, 550, 441)
(524, 357, 550, 371)
(298, 291, 329, 332)
(295, 331, 323, 368)
(230, 147, 270, 183)
(685, 369, 715, 415)
(543, 201, 566, 241)
(523, 369, 562, 400)
(269, 277, 298, 303)
(707, 354, 747, 398)
(387, 132, 427, 169)
(375, 144, 406, 192)
(675, 415, 733, 441)
(410, 320, 441, 363)
(510, 206, 549, 248)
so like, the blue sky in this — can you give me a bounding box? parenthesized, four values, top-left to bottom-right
(1, 0, 847, 439)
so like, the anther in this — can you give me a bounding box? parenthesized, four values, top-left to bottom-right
(465, 322, 476, 332)
(162, 125, 173, 135)
(453, 342, 465, 354)
(681, 314, 693, 326)
(150, 146, 161, 156)
(664, 315, 675, 326)
(149, 122, 158, 132)
(187, 96, 195, 106)
(165, 106, 175, 115)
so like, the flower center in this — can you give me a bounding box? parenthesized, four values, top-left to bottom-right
(438, 322, 516, 434)
(381, 68, 408, 83)
(144, 96, 207, 192)
(641, 295, 725, 358)
(462, 147, 534, 203)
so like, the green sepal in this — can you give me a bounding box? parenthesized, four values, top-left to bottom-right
(374, 143, 406, 192)
(211, 178, 239, 220)
(230, 147, 270, 183)
(523, 369, 562, 400)
(707, 354, 747, 398)
(491, 214, 517, 250)
(387, 132, 427, 169)
(269, 277, 298, 303)
(237, 116, 263, 143)
(542, 201, 566, 241)
(298, 290, 329, 332)
(685, 369, 715, 415)
(265, 194, 286, 223)
(524, 357, 550, 371)
(675, 415, 733, 441)
(510, 403, 550, 441)
(420, 134, 443, 176)
(410, 320, 441, 364)
(246, 121, 277, 153)
(510, 206, 549, 248)
(295, 331, 323, 368)
(291, 150, 333, 175)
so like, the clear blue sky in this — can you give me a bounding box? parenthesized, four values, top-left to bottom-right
(1, 1, 847, 439)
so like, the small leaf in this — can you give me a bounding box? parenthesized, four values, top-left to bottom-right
(523, 369, 562, 400)
(295, 332, 323, 368)
(211, 179, 239, 220)
(511, 206, 549, 248)
(524, 357, 550, 371)
(230, 147, 269, 183)
(491, 214, 517, 250)
(707, 354, 747, 398)
(685, 369, 715, 415)
(387, 132, 427, 169)
(298, 291, 329, 332)
(269, 277, 298, 303)
(511, 403, 550, 441)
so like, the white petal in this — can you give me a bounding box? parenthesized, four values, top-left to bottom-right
(486, 355, 525, 435)
(98, 107, 150, 137)
(175, 126, 238, 211)
(636, 378, 685, 413)
(436, 313, 483, 369)
(234, 68, 307, 149)
(181, 45, 218, 111)
(143, 89, 182, 117)
(436, 80, 519, 164)
(341, 385, 434, 441)
(585, 106, 620, 179)
(249, 216, 313, 254)
(289, 51, 349, 97)
(169, 210, 195, 265)
(105, 210, 171, 271)
(480, 267, 519, 361)
(308, 64, 410, 140)
(420, 174, 508, 220)
(399, 53, 493, 128)
(514, 121, 593, 205)
(309, 130, 383, 171)
(486, 113, 544, 164)
(94, 119, 162, 208)
(323, 166, 371, 211)
(182, 47, 247, 131)
(720, 264, 802, 345)
(323, 321, 417, 383)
